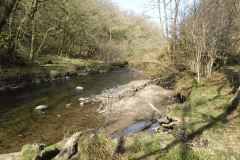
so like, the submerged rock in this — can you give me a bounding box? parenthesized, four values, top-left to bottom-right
(35, 105, 48, 110)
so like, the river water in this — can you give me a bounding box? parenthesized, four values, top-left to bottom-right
(0, 68, 140, 154)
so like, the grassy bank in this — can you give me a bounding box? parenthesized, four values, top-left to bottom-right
(0, 54, 128, 91)
(167, 70, 240, 159)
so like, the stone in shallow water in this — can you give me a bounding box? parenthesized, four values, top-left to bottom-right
(78, 97, 85, 101)
(66, 103, 72, 107)
(35, 105, 48, 110)
(76, 86, 84, 90)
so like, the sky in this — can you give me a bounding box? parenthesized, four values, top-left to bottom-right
(110, 0, 194, 25)
(110, 0, 158, 22)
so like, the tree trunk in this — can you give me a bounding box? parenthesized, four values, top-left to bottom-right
(163, 0, 170, 51)
(157, 0, 165, 36)
(36, 27, 56, 57)
(30, 19, 35, 62)
(0, 0, 19, 32)
(172, 0, 180, 51)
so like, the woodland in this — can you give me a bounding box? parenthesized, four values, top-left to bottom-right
(0, 0, 240, 159)
(0, 0, 239, 81)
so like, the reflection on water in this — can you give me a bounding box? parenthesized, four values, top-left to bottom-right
(0, 68, 139, 154)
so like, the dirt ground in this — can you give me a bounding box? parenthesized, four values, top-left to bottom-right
(98, 80, 174, 135)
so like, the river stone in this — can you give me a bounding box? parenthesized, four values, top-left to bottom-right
(157, 117, 170, 124)
(35, 105, 48, 110)
(76, 86, 84, 90)
(162, 122, 175, 128)
(152, 126, 162, 132)
(66, 103, 72, 107)
(78, 97, 85, 101)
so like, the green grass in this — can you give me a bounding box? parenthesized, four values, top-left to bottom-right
(20, 140, 66, 160)
(124, 132, 176, 159)
(43, 140, 66, 152)
(167, 71, 240, 159)
(74, 134, 115, 160)
(0, 54, 112, 76)
(20, 144, 41, 160)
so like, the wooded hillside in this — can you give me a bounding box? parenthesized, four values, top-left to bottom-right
(0, 0, 165, 67)
(1, 0, 239, 81)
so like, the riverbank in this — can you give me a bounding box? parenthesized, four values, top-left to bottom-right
(1, 65, 240, 159)
(0, 54, 128, 92)
(74, 66, 239, 160)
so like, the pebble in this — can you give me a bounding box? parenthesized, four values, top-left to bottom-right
(79, 97, 85, 101)
(76, 86, 84, 90)
(66, 103, 72, 107)
(35, 105, 48, 110)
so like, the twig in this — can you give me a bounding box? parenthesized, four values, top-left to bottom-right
(148, 101, 162, 115)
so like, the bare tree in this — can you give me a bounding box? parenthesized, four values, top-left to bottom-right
(177, 0, 240, 82)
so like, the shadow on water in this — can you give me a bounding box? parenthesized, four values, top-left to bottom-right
(0, 68, 140, 154)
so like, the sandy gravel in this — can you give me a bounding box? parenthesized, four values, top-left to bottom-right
(98, 80, 174, 135)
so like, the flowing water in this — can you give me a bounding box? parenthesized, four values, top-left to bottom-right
(0, 68, 140, 154)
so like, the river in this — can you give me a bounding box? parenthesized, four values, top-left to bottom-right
(0, 68, 140, 154)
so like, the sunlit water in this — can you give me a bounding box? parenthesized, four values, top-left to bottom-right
(0, 68, 140, 154)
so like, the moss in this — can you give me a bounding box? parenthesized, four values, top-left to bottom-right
(44, 140, 66, 152)
(20, 144, 41, 160)
(174, 75, 198, 98)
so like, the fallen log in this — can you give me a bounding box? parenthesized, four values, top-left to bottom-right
(55, 132, 82, 160)
(0, 152, 21, 160)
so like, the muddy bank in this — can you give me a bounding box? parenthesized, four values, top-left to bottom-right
(96, 79, 175, 135)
